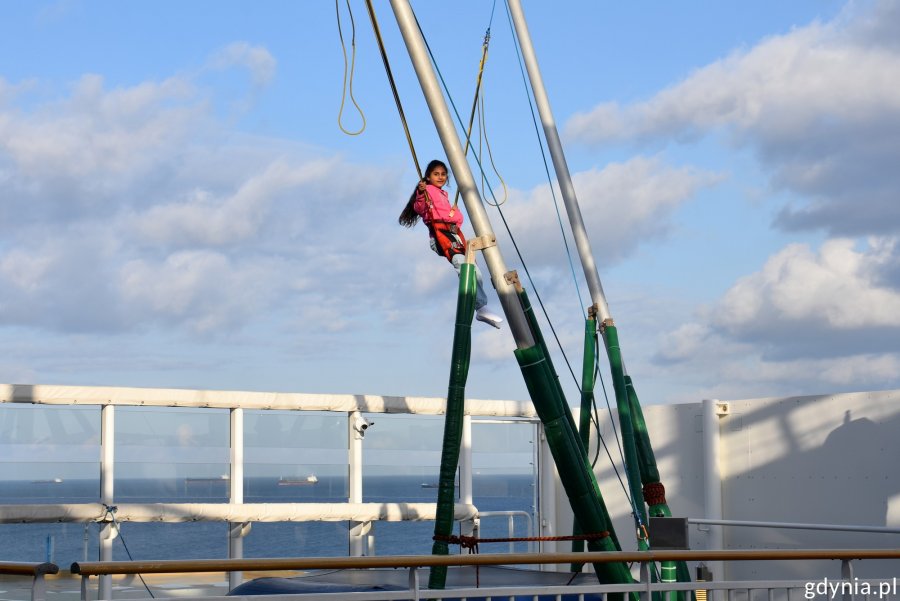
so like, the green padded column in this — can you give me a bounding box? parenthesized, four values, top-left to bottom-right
(602, 323, 647, 531)
(428, 262, 477, 590)
(572, 317, 597, 559)
(515, 344, 631, 591)
(517, 290, 621, 552)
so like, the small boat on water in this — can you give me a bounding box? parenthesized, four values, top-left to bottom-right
(31, 478, 63, 484)
(277, 474, 318, 486)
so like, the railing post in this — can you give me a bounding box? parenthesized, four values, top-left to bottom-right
(703, 398, 727, 594)
(31, 573, 46, 601)
(537, 423, 557, 563)
(407, 566, 420, 601)
(349, 411, 365, 556)
(459, 415, 474, 536)
(228, 407, 245, 591)
(639, 560, 651, 601)
(841, 559, 855, 601)
(99, 404, 115, 600)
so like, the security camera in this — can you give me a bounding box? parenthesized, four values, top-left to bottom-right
(352, 414, 374, 437)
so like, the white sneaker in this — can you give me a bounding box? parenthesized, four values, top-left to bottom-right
(475, 307, 503, 329)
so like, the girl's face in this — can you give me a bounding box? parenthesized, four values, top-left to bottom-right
(426, 166, 448, 188)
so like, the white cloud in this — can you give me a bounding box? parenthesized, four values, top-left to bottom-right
(565, 0, 900, 236)
(496, 156, 722, 271)
(651, 236, 900, 398)
(119, 250, 284, 333)
(208, 42, 277, 87)
(715, 238, 900, 333)
(4, 74, 199, 180)
(131, 158, 340, 247)
(0, 67, 415, 338)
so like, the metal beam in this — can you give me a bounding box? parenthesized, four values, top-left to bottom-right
(388, 0, 534, 348)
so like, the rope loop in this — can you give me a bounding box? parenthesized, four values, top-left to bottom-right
(335, 0, 366, 136)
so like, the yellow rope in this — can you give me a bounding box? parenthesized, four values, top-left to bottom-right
(477, 90, 508, 207)
(335, 0, 366, 136)
(450, 30, 492, 216)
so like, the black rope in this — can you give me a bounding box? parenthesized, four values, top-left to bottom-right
(363, 0, 422, 177)
(413, 12, 582, 391)
(101, 504, 155, 598)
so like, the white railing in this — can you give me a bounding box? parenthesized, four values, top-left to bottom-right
(0, 384, 543, 598)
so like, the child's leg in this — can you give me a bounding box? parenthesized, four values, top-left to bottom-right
(451, 253, 488, 310)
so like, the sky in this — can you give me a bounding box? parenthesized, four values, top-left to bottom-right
(2, 0, 899, 408)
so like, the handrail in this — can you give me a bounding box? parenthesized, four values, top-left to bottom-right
(0, 383, 537, 417)
(689, 517, 900, 534)
(0, 501, 479, 524)
(0, 561, 59, 576)
(70, 548, 900, 576)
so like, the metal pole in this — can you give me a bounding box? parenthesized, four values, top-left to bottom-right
(99, 405, 114, 600)
(228, 408, 245, 591)
(459, 416, 474, 536)
(537, 426, 557, 560)
(389, 0, 534, 349)
(505, 0, 611, 323)
(349, 411, 366, 556)
(703, 399, 726, 590)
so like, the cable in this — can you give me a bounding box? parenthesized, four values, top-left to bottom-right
(363, 0, 422, 177)
(502, 0, 586, 321)
(413, 12, 583, 390)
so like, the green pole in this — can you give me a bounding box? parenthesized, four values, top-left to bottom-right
(572, 316, 597, 561)
(515, 344, 631, 592)
(517, 291, 622, 549)
(428, 262, 477, 590)
(602, 322, 648, 541)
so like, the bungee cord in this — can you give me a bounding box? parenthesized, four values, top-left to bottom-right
(412, 11, 585, 393)
(363, 0, 422, 178)
(335, 0, 367, 136)
(477, 92, 509, 208)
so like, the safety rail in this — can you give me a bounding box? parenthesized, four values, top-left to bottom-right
(70, 549, 900, 601)
(477, 510, 535, 553)
(1, 383, 544, 598)
(0, 561, 59, 601)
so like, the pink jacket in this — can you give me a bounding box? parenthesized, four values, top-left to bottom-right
(413, 184, 463, 227)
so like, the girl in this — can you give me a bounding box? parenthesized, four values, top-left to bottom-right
(399, 159, 503, 328)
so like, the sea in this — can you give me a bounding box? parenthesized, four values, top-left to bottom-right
(0, 475, 536, 568)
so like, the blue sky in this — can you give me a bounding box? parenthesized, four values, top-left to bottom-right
(2, 0, 899, 406)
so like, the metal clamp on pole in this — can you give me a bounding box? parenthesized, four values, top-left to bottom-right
(504, 270, 523, 293)
(465, 234, 496, 264)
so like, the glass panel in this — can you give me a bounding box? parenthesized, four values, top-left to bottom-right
(472, 420, 537, 554)
(362, 414, 444, 483)
(243, 522, 348, 557)
(0, 404, 100, 503)
(244, 410, 347, 502)
(115, 407, 229, 502)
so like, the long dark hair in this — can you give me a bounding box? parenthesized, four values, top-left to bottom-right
(398, 159, 449, 228)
